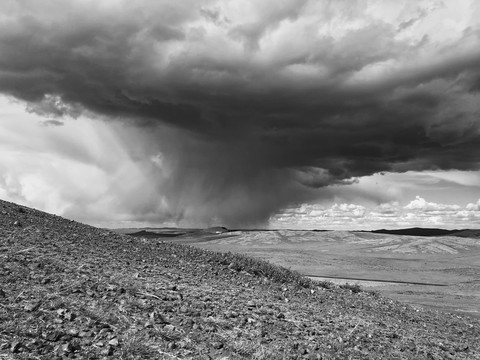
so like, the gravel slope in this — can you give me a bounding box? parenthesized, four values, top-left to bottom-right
(1, 199, 479, 359)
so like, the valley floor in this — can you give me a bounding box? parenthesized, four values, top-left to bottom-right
(174, 230, 480, 319)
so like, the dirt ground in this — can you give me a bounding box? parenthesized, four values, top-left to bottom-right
(176, 230, 480, 319)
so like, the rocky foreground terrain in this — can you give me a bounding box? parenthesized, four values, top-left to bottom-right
(1, 200, 480, 359)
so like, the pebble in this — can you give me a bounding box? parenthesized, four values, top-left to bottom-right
(10, 341, 22, 353)
(212, 341, 223, 349)
(100, 346, 113, 356)
(24, 301, 41, 312)
(164, 324, 176, 332)
(68, 328, 79, 337)
(61, 342, 74, 354)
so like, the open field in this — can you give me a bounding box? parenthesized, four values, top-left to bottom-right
(171, 230, 480, 319)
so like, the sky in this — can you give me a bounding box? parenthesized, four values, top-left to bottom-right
(1, 0, 480, 230)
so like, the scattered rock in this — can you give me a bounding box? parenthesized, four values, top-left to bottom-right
(100, 346, 113, 356)
(68, 328, 79, 337)
(45, 331, 62, 342)
(24, 301, 41, 312)
(144, 321, 154, 328)
(64, 311, 76, 321)
(10, 341, 22, 353)
(164, 324, 176, 332)
(212, 341, 223, 349)
(60, 342, 74, 354)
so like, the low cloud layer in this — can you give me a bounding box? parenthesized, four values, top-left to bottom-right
(270, 197, 480, 230)
(1, 1, 480, 226)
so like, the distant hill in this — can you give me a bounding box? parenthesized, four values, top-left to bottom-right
(129, 229, 184, 238)
(123, 226, 480, 239)
(450, 229, 480, 238)
(371, 227, 480, 237)
(201, 226, 229, 234)
(123, 226, 230, 238)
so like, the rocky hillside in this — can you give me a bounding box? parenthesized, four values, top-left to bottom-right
(0, 199, 479, 359)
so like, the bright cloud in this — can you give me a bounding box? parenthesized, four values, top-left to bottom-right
(466, 200, 480, 211)
(405, 196, 461, 212)
(0, 96, 177, 227)
(270, 197, 480, 230)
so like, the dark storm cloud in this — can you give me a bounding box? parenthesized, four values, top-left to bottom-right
(1, 0, 480, 226)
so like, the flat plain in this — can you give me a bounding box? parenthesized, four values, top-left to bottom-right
(174, 230, 480, 319)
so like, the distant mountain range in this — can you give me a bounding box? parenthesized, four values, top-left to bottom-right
(117, 226, 480, 239)
(370, 228, 480, 237)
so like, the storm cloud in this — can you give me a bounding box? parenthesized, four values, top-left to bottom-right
(1, 0, 480, 226)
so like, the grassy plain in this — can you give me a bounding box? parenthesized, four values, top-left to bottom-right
(174, 230, 480, 318)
